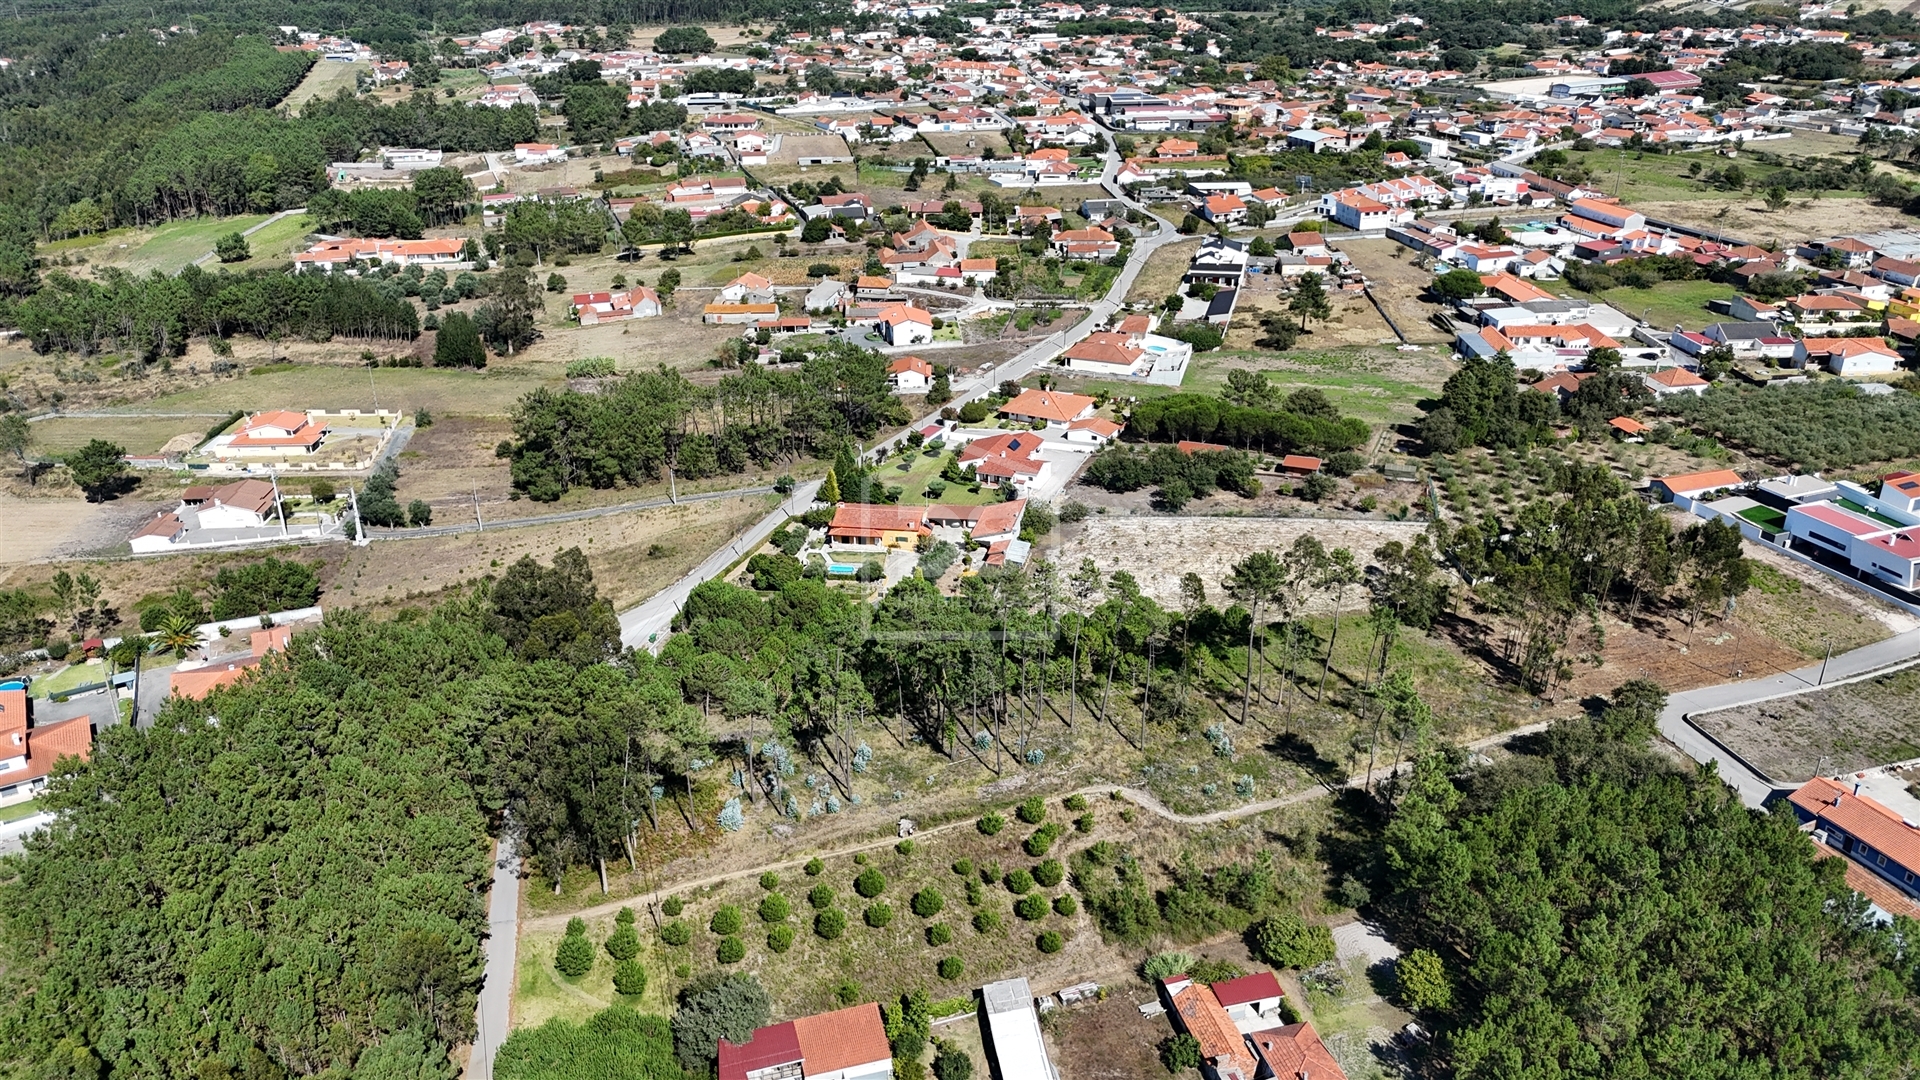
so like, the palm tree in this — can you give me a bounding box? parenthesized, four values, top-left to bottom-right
(152, 611, 200, 659)
(1224, 551, 1285, 726)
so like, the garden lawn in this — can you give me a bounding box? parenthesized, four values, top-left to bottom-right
(0, 799, 42, 823)
(1562, 279, 1733, 331)
(882, 447, 1001, 506)
(33, 661, 111, 700)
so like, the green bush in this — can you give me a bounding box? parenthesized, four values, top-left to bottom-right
(1017, 796, 1047, 824)
(856, 867, 889, 898)
(759, 893, 791, 923)
(865, 902, 894, 928)
(978, 812, 1004, 836)
(805, 857, 825, 876)
(1252, 913, 1336, 969)
(854, 853, 868, 865)
(1397, 947, 1454, 1010)
(1003, 869, 1033, 895)
(1161, 1033, 1202, 1072)
(965, 879, 984, 906)
(606, 924, 640, 961)
(1033, 859, 1064, 888)
(809, 884, 835, 909)
(613, 958, 648, 996)
(934, 1039, 973, 1080)
(937, 956, 965, 981)
(1075, 813, 1096, 834)
(768, 924, 796, 953)
(972, 910, 1001, 934)
(760, 871, 781, 891)
(659, 920, 691, 947)
(952, 858, 974, 878)
(717, 936, 746, 964)
(1143, 952, 1196, 980)
(1036, 931, 1064, 954)
(1189, 958, 1245, 984)
(711, 905, 743, 936)
(1052, 894, 1078, 917)
(815, 908, 847, 940)
(926, 922, 954, 946)
(1064, 794, 1088, 812)
(617, 906, 637, 926)
(835, 980, 862, 1005)
(911, 888, 946, 918)
(1024, 823, 1062, 858)
(1014, 895, 1048, 921)
(897, 839, 917, 856)
(662, 897, 684, 916)
(555, 929, 594, 977)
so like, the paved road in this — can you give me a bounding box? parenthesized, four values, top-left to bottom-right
(369, 484, 781, 541)
(616, 481, 822, 649)
(1658, 627, 1920, 806)
(471, 834, 520, 1080)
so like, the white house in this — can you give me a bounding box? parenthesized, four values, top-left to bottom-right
(887, 354, 934, 391)
(1794, 337, 1902, 377)
(718, 1003, 893, 1080)
(719, 271, 775, 304)
(514, 142, 568, 165)
(193, 479, 280, 530)
(570, 287, 662, 325)
(877, 304, 934, 346)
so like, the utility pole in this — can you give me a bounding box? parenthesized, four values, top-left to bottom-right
(1818, 638, 1833, 685)
(472, 487, 483, 533)
(269, 468, 288, 538)
(348, 484, 369, 546)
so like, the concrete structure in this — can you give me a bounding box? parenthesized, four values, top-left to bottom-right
(980, 978, 1059, 1080)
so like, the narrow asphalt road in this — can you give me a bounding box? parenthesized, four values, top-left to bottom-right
(471, 834, 520, 1080)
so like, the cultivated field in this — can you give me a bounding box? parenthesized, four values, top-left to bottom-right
(766, 133, 854, 165)
(1691, 663, 1920, 782)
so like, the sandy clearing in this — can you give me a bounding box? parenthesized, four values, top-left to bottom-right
(1050, 516, 1431, 611)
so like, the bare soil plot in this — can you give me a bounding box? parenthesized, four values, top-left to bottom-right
(1690, 664, 1920, 782)
(921, 131, 1013, 158)
(1228, 292, 1396, 350)
(0, 494, 171, 565)
(1635, 197, 1906, 247)
(1124, 237, 1198, 303)
(1052, 982, 1177, 1080)
(767, 133, 854, 166)
(329, 491, 779, 614)
(1050, 517, 1432, 613)
(1334, 238, 1454, 344)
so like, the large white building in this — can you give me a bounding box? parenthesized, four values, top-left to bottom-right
(981, 979, 1060, 1080)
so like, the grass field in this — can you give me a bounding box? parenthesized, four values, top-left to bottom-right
(1067, 347, 1443, 429)
(880, 446, 1001, 505)
(1125, 237, 1198, 303)
(0, 799, 42, 824)
(33, 660, 110, 699)
(45, 214, 276, 274)
(226, 213, 318, 270)
(113, 363, 560, 419)
(30, 416, 218, 455)
(280, 60, 367, 115)
(1563, 278, 1734, 331)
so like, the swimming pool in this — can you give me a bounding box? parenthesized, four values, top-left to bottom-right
(828, 563, 861, 575)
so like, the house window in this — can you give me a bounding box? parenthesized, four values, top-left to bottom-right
(1905, 871, 1914, 885)
(1879, 854, 1888, 868)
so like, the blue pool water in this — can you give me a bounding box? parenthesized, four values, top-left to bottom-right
(828, 563, 860, 575)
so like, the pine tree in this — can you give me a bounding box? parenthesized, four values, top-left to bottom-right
(820, 468, 842, 504)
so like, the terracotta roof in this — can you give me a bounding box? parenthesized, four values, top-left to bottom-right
(1249, 1023, 1347, 1080)
(791, 1002, 891, 1076)
(169, 658, 262, 700)
(1000, 388, 1094, 423)
(1210, 971, 1283, 1008)
(1178, 440, 1232, 454)
(970, 499, 1026, 540)
(1647, 367, 1708, 388)
(205, 479, 278, 517)
(1171, 982, 1257, 1080)
(1791, 777, 1920, 876)
(889, 355, 934, 376)
(1067, 417, 1124, 438)
(21, 716, 92, 783)
(827, 503, 931, 539)
(1654, 468, 1742, 494)
(718, 1020, 802, 1080)
(133, 512, 185, 541)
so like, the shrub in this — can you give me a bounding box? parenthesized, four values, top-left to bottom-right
(759, 893, 791, 923)
(979, 862, 1001, 884)
(926, 922, 954, 946)
(1397, 947, 1454, 1010)
(1160, 1033, 1203, 1072)
(815, 908, 847, 939)
(613, 958, 648, 996)
(1016, 796, 1047, 824)
(854, 853, 868, 866)
(897, 839, 917, 856)
(1252, 913, 1336, 969)
(964, 879, 984, 907)
(977, 812, 1005, 836)
(617, 906, 636, 926)
(711, 905, 743, 936)
(972, 910, 1001, 934)
(1024, 824, 1062, 858)
(606, 924, 641, 961)
(809, 884, 835, 910)
(856, 867, 889, 898)
(1053, 895, 1078, 917)
(1014, 894, 1048, 921)
(760, 871, 781, 891)
(717, 936, 746, 964)
(835, 980, 862, 1005)
(866, 902, 895, 928)
(805, 857, 825, 876)
(934, 1040, 973, 1080)
(768, 924, 796, 953)
(1075, 813, 1095, 833)
(911, 888, 946, 918)
(659, 920, 692, 947)
(555, 925, 595, 977)
(1003, 869, 1033, 895)
(937, 956, 965, 981)
(1143, 952, 1196, 980)
(663, 897, 685, 916)
(1036, 931, 1064, 954)
(1033, 860, 1064, 888)
(1189, 958, 1245, 984)
(1064, 794, 1088, 812)
(952, 858, 974, 878)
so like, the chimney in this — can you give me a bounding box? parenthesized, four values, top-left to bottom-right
(1855, 782, 1862, 797)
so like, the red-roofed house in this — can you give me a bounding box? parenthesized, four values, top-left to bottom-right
(1210, 972, 1285, 1024)
(1165, 978, 1259, 1080)
(1000, 389, 1095, 426)
(1650, 468, 1744, 506)
(1247, 1023, 1347, 1080)
(0, 682, 92, 806)
(827, 504, 932, 550)
(1642, 366, 1710, 397)
(888, 355, 934, 391)
(719, 1003, 892, 1080)
(1785, 777, 1920, 921)
(1063, 416, 1124, 446)
(960, 433, 1053, 494)
(1793, 337, 1901, 377)
(228, 411, 327, 455)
